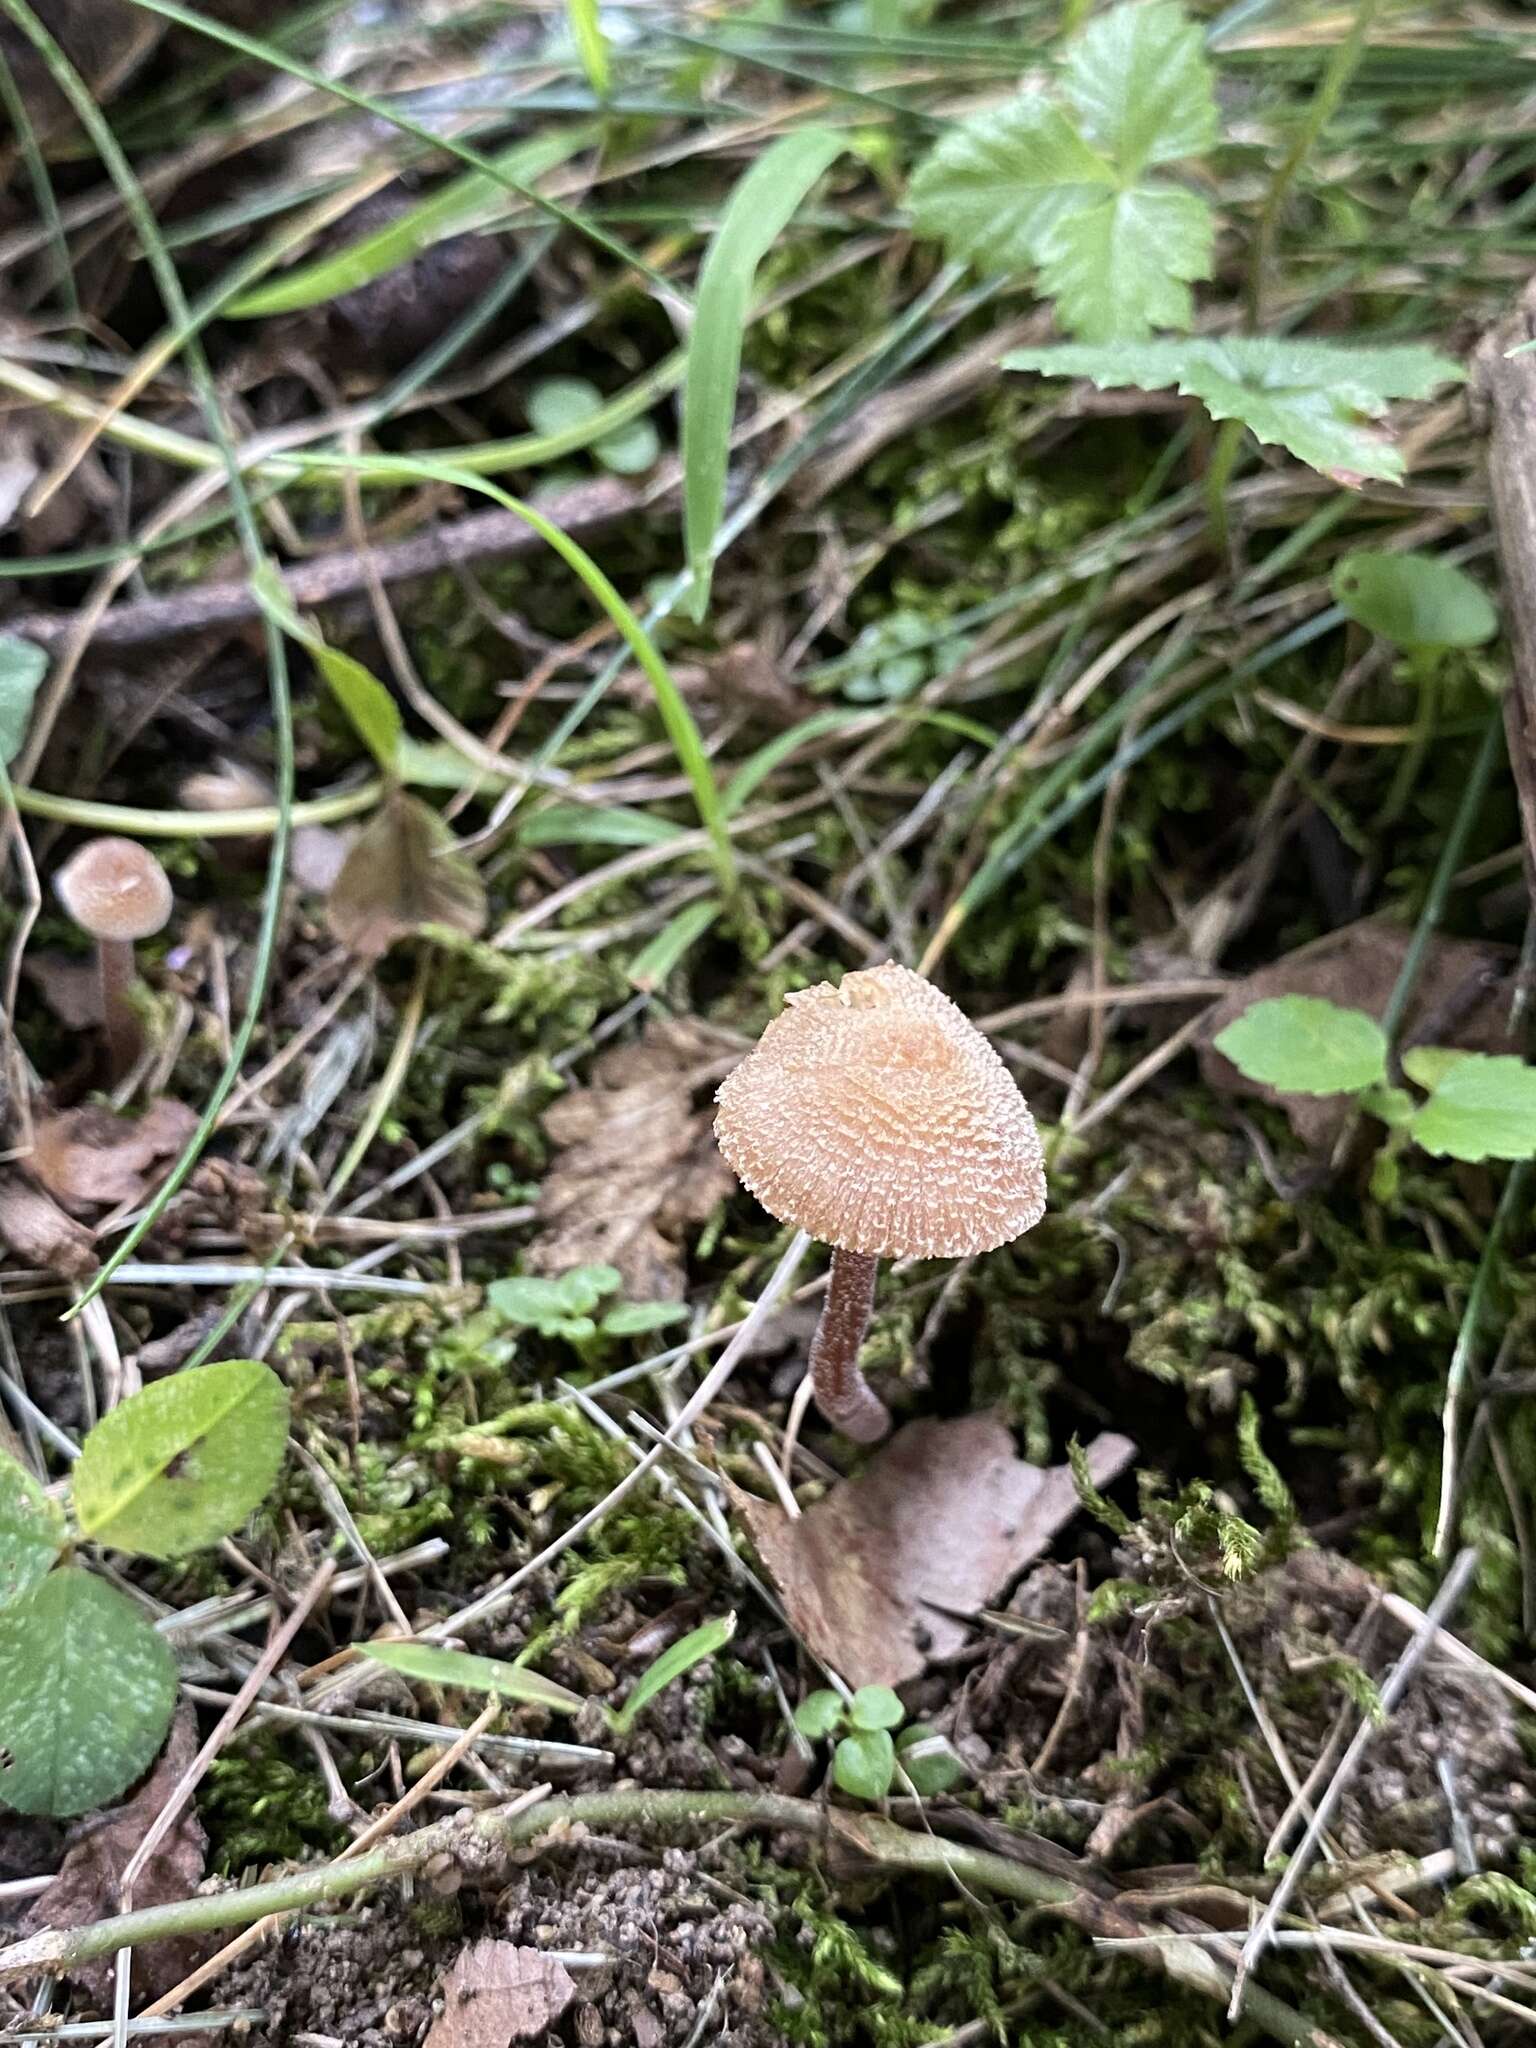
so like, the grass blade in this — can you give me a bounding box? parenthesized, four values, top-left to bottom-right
(609, 1613, 736, 1735)
(628, 898, 722, 990)
(361, 1640, 585, 1716)
(682, 127, 847, 619)
(567, 0, 610, 97)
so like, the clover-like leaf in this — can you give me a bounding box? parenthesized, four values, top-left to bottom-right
(1332, 551, 1498, 652)
(1213, 996, 1388, 1096)
(0, 1568, 176, 1816)
(848, 1684, 904, 1732)
(1409, 1054, 1536, 1162)
(1004, 337, 1465, 482)
(71, 1359, 289, 1560)
(793, 1688, 846, 1741)
(0, 1456, 62, 1610)
(1036, 182, 1212, 342)
(833, 1727, 896, 1802)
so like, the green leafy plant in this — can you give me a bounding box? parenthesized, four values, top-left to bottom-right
(794, 1685, 967, 1801)
(486, 1263, 690, 1345)
(1332, 550, 1499, 656)
(0, 632, 47, 766)
(0, 1359, 289, 1817)
(908, 0, 1217, 341)
(526, 376, 661, 475)
(1214, 995, 1536, 1179)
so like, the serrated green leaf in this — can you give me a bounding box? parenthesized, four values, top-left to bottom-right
(895, 1724, 969, 1795)
(0, 1568, 176, 1816)
(489, 1267, 621, 1331)
(0, 635, 47, 767)
(1038, 182, 1212, 342)
(907, 99, 1114, 281)
(610, 1612, 736, 1735)
(833, 1726, 896, 1801)
(1213, 996, 1388, 1096)
(1401, 1046, 1475, 1092)
(1063, 0, 1218, 173)
(71, 1359, 289, 1560)
(1003, 338, 1465, 481)
(849, 1684, 904, 1732)
(793, 1688, 846, 1740)
(1332, 551, 1498, 651)
(0, 1456, 62, 1610)
(360, 1638, 585, 1714)
(1409, 1054, 1536, 1162)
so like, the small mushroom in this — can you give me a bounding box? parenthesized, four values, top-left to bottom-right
(54, 835, 173, 1084)
(714, 962, 1047, 1443)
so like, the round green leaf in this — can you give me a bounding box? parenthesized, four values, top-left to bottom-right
(594, 416, 661, 475)
(849, 1684, 904, 1732)
(0, 1568, 176, 1816)
(793, 1689, 846, 1741)
(1213, 996, 1388, 1097)
(71, 1359, 289, 1560)
(1332, 551, 1498, 652)
(1409, 1053, 1536, 1162)
(896, 1724, 969, 1796)
(527, 376, 603, 438)
(833, 1727, 896, 1802)
(0, 1457, 63, 1609)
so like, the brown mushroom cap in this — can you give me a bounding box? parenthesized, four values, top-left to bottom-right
(714, 962, 1046, 1259)
(55, 836, 173, 943)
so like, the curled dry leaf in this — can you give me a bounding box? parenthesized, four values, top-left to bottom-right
(0, 1175, 97, 1283)
(326, 791, 486, 958)
(423, 1940, 578, 2048)
(736, 1413, 1136, 1690)
(1200, 917, 1516, 1149)
(23, 1705, 208, 2002)
(530, 1017, 737, 1299)
(29, 1098, 199, 1215)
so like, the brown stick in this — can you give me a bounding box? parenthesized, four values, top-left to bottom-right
(2, 470, 678, 655)
(1474, 283, 1536, 894)
(807, 1246, 890, 1442)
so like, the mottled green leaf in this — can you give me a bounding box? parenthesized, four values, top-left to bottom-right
(0, 1569, 176, 1816)
(0, 1456, 62, 1610)
(71, 1359, 289, 1559)
(1213, 996, 1388, 1096)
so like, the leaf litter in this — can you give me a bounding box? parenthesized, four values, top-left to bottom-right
(422, 1940, 578, 2048)
(28, 1099, 199, 1214)
(736, 1414, 1136, 1688)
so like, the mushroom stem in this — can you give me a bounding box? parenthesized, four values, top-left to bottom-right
(96, 937, 140, 1084)
(808, 1248, 890, 1443)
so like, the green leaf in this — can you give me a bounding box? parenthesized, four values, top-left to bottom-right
(0, 634, 47, 767)
(566, 0, 610, 96)
(527, 376, 603, 438)
(599, 1300, 692, 1337)
(849, 1684, 904, 1732)
(1003, 338, 1466, 482)
(833, 1727, 896, 1802)
(520, 802, 687, 849)
(907, 1, 1216, 339)
(1401, 1045, 1474, 1092)
(1062, 0, 1218, 174)
(895, 1724, 968, 1796)
(609, 1612, 736, 1736)
(0, 1568, 176, 1816)
(593, 415, 661, 476)
(628, 899, 722, 992)
(1331, 551, 1498, 652)
(793, 1688, 846, 1740)
(250, 562, 402, 772)
(1213, 996, 1388, 1096)
(683, 127, 848, 617)
(360, 1639, 585, 1715)
(0, 1456, 62, 1610)
(227, 127, 592, 317)
(489, 1267, 621, 1336)
(1409, 1053, 1536, 1162)
(71, 1359, 289, 1560)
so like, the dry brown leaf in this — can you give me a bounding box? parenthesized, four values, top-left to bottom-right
(423, 1940, 577, 2048)
(29, 1098, 199, 1215)
(0, 1174, 97, 1281)
(24, 1706, 207, 2002)
(326, 791, 486, 958)
(1200, 918, 1516, 1149)
(22, 953, 103, 1030)
(530, 1017, 736, 1298)
(737, 1414, 1136, 1689)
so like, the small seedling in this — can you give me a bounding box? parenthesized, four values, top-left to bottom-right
(487, 1264, 689, 1347)
(0, 1359, 290, 1816)
(793, 1684, 967, 1801)
(1214, 996, 1536, 1195)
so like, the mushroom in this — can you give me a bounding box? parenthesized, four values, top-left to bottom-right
(54, 836, 173, 1084)
(714, 962, 1047, 1443)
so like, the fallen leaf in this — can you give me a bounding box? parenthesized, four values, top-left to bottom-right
(22, 953, 102, 1030)
(530, 1017, 737, 1298)
(424, 1940, 577, 2048)
(23, 1705, 207, 2002)
(326, 791, 486, 958)
(29, 1099, 199, 1215)
(1200, 919, 1516, 1149)
(0, 1174, 98, 1282)
(737, 1414, 1136, 1689)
